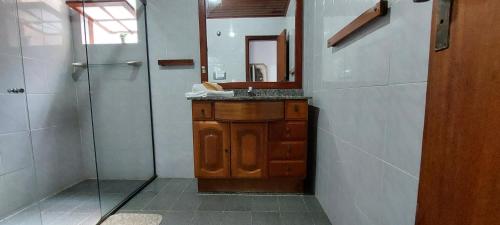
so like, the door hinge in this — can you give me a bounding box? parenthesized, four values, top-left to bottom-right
(435, 0, 453, 51)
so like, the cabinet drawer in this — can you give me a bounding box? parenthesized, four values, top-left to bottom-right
(269, 142, 306, 160)
(192, 102, 213, 120)
(269, 161, 306, 177)
(269, 121, 307, 141)
(215, 101, 284, 121)
(285, 101, 308, 120)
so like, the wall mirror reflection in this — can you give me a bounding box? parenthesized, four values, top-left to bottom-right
(200, 0, 303, 89)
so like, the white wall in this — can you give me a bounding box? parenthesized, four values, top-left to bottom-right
(16, 0, 86, 199)
(303, 0, 433, 225)
(249, 40, 278, 81)
(0, 0, 88, 219)
(72, 3, 155, 180)
(147, 0, 201, 178)
(0, 0, 38, 219)
(207, 17, 286, 82)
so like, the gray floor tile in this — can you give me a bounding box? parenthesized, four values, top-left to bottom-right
(99, 180, 144, 194)
(170, 193, 202, 211)
(143, 178, 171, 193)
(0, 206, 42, 225)
(279, 212, 314, 225)
(159, 211, 194, 225)
(192, 211, 225, 225)
(309, 212, 333, 225)
(161, 179, 191, 194)
(121, 191, 157, 210)
(221, 212, 252, 225)
(252, 212, 281, 225)
(198, 195, 228, 211)
(224, 195, 252, 211)
(143, 192, 180, 210)
(278, 196, 307, 212)
(100, 193, 128, 214)
(251, 196, 279, 212)
(184, 180, 198, 193)
(303, 196, 324, 212)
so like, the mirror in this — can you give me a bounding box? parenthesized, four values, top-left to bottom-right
(199, 0, 303, 89)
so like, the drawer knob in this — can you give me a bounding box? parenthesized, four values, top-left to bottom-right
(294, 105, 299, 112)
(201, 109, 205, 116)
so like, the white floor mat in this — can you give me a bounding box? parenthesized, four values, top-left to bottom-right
(101, 213, 162, 225)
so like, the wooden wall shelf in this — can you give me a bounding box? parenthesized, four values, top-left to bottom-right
(327, 0, 388, 47)
(158, 59, 194, 66)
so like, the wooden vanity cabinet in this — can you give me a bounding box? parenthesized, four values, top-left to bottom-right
(230, 123, 268, 178)
(191, 100, 309, 193)
(193, 122, 230, 178)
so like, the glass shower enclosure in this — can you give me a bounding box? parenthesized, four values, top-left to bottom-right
(0, 0, 155, 224)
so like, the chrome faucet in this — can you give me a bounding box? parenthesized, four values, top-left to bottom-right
(247, 87, 256, 97)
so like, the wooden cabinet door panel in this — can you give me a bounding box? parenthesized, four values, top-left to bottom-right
(193, 122, 230, 178)
(231, 123, 268, 178)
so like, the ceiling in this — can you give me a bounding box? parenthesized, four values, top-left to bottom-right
(207, 0, 291, 19)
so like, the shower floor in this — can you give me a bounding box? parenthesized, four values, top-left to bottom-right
(0, 179, 145, 225)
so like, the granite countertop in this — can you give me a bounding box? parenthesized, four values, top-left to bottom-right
(187, 89, 311, 101)
(187, 95, 312, 101)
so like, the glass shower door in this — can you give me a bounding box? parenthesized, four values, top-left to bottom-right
(78, 0, 155, 216)
(0, 0, 41, 223)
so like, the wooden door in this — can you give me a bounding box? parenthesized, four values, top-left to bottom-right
(416, 1, 500, 225)
(230, 123, 268, 178)
(277, 29, 287, 82)
(193, 122, 230, 178)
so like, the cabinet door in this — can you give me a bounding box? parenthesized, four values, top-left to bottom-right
(193, 122, 230, 178)
(230, 123, 268, 178)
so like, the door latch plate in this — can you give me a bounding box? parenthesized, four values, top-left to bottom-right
(435, 0, 453, 51)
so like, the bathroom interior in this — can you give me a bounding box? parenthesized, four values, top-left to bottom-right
(0, 0, 498, 225)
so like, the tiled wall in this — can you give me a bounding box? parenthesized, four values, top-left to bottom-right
(17, 0, 86, 199)
(0, 0, 36, 218)
(303, 0, 432, 225)
(146, 0, 201, 178)
(0, 0, 87, 218)
(70, 3, 155, 180)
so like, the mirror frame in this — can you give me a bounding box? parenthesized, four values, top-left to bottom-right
(198, 0, 303, 89)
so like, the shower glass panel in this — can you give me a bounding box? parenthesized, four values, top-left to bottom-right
(78, 0, 155, 216)
(0, 0, 42, 223)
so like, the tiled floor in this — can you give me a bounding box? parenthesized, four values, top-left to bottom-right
(0, 179, 145, 225)
(118, 178, 332, 225)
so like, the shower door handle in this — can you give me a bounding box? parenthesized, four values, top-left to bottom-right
(7, 88, 25, 94)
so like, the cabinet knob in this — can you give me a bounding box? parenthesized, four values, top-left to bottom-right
(201, 109, 205, 116)
(224, 149, 229, 153)
(294, 105, 299, 112)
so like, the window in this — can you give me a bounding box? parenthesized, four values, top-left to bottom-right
(67, 0, 138, 44)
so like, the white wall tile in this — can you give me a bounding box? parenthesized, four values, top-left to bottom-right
(389, 0, 433, 84)
(379, 163, 419, 225)
(31, 125, 83, 198)
(0, 167, 38, 219)
(0, 0, 22, 57)
(384, 83, 427, 177)
(147, 0, 201, 178)
(26, 93, 79, 130)
(0, 95, 29, 134)
(0, 132, 33, 176)
(305, 0, 432, 225)
(0, 55, 24, 94)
